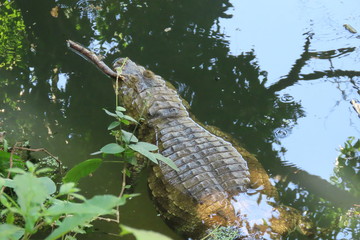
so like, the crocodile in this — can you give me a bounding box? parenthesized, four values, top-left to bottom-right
(114, 58, 314, 239)
(67, 40, 314, 239)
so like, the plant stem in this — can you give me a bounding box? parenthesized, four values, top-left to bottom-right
(116, 75, 119, 108)
(129, 101, 147, 143)
(116, 163, 128, 223)
(21, 232, 31, 240)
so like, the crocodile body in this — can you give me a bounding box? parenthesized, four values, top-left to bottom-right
(113, 58, 313, 239)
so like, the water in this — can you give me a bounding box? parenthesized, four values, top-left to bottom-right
(0, 0, 359, 239)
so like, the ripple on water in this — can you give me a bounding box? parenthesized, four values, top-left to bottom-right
(273, 127, 290, 139)
(279, 94, 295, 103)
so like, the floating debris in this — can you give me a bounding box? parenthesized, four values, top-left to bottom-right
(343, 24, 357, 34)
(50, 6, 59, 18)
(164, 27, 172, 32)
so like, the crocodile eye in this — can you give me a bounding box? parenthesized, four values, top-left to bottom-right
(143, 70, 155, 79)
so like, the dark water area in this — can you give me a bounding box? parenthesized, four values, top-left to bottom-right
(0, 0, 359, 239)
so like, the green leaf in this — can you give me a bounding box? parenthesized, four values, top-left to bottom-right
(58, 182, 79, 195)
(25, 161, 36, 173)
(35, 168, 53, 175)
(38, 177, 57, 195)
(0, 178, 4, 188)
(63, 158, 103, 183)
(12, 172, 53, 232)
(90, 151, 102, 155)
(120, 119, 130, 125)
(0, 151, 22, 172)
(129, 144, 158, 164)
(119, 225, 172, 240)
(69, 193, 86, 201)
(45, 195, 127, 216)
(123, 115, 138, 123)
(45, 214, 93, 240)
(116, 111, 124, 118)
(107, 121, 120, 130)
(154, 153, 179, 171)
(135, 142, 158, 151)
(124, 169, 131, 177)
(0, 195, 12, 208)
(0, 178, 14, 188)
(7, 168, 26, 175)
(100, 143, 125, 154)
(64, 235, 77, 240)
(121, 130, 138, 143)
(0, 224, 24, 240)
(6, 211, 15, 224)
(3, 139, 8, 152)
(116, 106, 126, 112)
(103, 108, 117, 118)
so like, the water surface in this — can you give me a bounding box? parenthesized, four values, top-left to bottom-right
(0, 0, 359, 239)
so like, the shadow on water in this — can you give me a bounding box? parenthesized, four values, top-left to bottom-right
(0, 0, 359, 239)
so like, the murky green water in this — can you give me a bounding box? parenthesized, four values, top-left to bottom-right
(1, 0, 359, 239)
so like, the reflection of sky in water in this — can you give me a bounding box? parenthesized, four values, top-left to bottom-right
(219, 0, 360, 180)
(231, 191, 277, 238)
(57, 73, 68, 90)
(220, 0, 360, 81)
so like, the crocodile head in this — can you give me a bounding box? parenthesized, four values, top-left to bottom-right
(113, 58, 165, 93)
(112, 58, 188, 123)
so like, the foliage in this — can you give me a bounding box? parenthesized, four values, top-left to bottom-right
(94, 106, 179, 171)
(0, 161, 131, 240)
(120, 225, 173, 240)
(332, 136, 360, 197)
(0, 0, 26, 70)
(327, 136, 360, 238)
(0, 104, 177, 239)
(0, 150, 23, 176)
(62, 158, 102, 183)
(0, 161, 173, 240)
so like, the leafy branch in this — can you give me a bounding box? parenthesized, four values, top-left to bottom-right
(95, 106, 179, 171)
(0, 161, 133, 240)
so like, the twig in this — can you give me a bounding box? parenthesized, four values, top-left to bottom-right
(7, 142, 20, 179)
(14, 146, 62, 173)
(67, 40, 120, 79)
(97, 217, 119, 223)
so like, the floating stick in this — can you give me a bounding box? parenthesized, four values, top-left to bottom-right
(67, 40, 119, 79)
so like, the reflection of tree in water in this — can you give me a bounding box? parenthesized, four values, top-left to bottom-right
(329, 137, 360, 238)
(333, 137, 360, 198)
(2, 0, 359, 238)
(0, 1, 27, 70)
